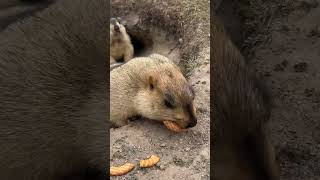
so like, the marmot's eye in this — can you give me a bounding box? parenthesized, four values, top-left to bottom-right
(164, 92, 175, 108)
(164, 99, 174, 109)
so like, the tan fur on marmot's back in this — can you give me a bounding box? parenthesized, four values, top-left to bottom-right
(110, 18, 134, 65)
(110, 54, 197, 129)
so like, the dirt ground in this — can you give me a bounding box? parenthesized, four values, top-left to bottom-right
(110, 0, 210, 179)
(217, 0, 320, 179)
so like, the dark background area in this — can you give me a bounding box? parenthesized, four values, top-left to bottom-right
(216, 0, 320, 179)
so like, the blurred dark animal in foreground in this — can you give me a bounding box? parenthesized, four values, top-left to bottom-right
(0, 0, 56, 31)
(212, 15, 280, 180)
(0, 0, 108, 179)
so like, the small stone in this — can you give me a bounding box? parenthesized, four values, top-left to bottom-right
(178, 38, 183, 44)
(294, 62, 308, 72)
(160, 143, 166, 147)
(159, 165, 165, 170)
(185, 147, 190, 151)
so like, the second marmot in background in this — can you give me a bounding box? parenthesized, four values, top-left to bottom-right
(110, 17, 134, 66)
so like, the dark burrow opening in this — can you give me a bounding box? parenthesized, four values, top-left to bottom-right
(126, 30, 154, 58)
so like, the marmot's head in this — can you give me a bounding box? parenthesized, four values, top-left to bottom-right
(135, 58, 197, 129)
(110, 17, 127, 41)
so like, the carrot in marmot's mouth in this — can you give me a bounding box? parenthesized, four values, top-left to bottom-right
(163, 120, 184, 132)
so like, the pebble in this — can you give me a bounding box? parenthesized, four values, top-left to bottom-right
(160, 165, 166, 170)
(160, 143, 166, 147)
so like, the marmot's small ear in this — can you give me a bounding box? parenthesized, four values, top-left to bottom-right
(148, 76, 156, 90)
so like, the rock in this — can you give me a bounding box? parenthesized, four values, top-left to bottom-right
(159, 164, 166, 170)
(294, 62, 308, 72)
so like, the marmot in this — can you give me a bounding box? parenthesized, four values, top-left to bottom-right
(110, 53, 197, 129)
(0, 0, 108, 179)
(212, 16, 280, 180)
(110, 17, 134, 65)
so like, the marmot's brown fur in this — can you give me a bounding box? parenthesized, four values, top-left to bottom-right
(110, 53, 197, 129)
(110, 17, 134, 65)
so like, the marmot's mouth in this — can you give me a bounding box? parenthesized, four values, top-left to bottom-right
(114, 25, 120, 33)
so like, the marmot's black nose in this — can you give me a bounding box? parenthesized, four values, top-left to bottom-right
(186, 118, 197, 128)
(114, 25, 120, 33)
